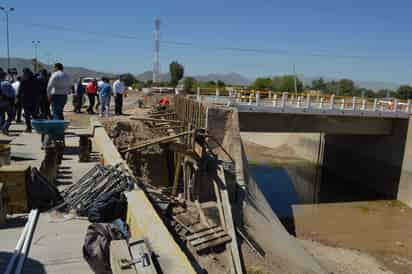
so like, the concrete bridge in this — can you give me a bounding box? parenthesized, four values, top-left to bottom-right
(197, 92, 412, 209)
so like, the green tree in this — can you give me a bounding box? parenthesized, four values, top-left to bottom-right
(183, 77, 196, 93)
(397, 85, 412, 99)
(252, 77, 272, 90)
(355, 87, 375, 98)
(338, 79, 356, 95)
(311, 78, 327, 92)
(121, 73, 136, 87)
(272, 75, 303, 92)
(377, 89, 395, 98)
(217, 80, 226, 89)
(169, 61, 184, 87)
(144, 80, 153, 88)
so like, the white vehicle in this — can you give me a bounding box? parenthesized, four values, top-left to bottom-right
(81, 77, 96, 87)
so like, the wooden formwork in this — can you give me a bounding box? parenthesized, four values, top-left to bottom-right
(174, 95, 207, 129)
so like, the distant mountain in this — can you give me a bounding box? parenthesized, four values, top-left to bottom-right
(0, 57, 117, 81)
(2, 57, 401, 90)
(137, 71, 251, 86)
(136, 71, 170, 82)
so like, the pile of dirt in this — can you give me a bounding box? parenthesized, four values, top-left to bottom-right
(102, 118, 155, 148)
(102, 117, 170, 187)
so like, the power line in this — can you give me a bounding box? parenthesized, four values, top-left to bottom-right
(7, 21, 412, 61)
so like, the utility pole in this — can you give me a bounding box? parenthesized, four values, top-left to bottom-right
(293, 64, 298, 95)
(32, 40, 40, 73)
(0, 6, 15, 74)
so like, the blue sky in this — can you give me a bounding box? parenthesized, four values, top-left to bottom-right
(1, 0, 412, 83)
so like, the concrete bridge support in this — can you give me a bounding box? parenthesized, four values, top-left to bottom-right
(322, 119, 408, 202)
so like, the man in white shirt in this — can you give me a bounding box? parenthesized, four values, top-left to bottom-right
(47, 63, 71, 120)
(113, 76, 125, 115)
(12, 76, 22, 122)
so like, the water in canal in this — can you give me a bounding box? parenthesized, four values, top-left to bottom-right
(249, 164, 300, 233)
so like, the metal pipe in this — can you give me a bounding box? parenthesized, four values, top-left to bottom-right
(4, 211, 34, 274)
(14, 209, 39, 274)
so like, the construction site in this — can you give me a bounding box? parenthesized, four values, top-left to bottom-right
(2, 88, 412, 274)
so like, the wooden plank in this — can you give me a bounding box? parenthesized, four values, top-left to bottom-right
(190, 230, 228, 246)
(121, 131, 194, 153)
(195, 235, 232, 252)
(0, 165, 29, 213)
(172, 215, 194, 233)
(186, 226, 223, 242)
(171, 153, 182, 197)
(130, 117, 183, 124)
(212, 178, 226, 230)
(216, 165, 244, 274)
(149, 112, 176, 118)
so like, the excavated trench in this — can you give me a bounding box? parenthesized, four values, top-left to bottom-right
(101, 116, 234, 274)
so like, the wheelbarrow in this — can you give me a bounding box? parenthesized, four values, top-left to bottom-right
(32, 120, 70, 144)
(32, 119, 70, 160)
(31, 120, 70, 183)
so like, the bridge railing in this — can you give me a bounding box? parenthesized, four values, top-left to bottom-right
(189, 88, 411, 117)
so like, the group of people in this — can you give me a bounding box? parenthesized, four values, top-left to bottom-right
(0, 62, 71, 135)
(0, 62, 127, 135)
(73, 76, 126, 117)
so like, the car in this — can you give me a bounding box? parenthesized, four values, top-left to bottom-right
(81, 77, 96, 87)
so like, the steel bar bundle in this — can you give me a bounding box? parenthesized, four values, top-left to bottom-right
(55, 163, 136, 215)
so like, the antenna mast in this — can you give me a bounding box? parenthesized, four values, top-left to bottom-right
(153, 18, 161, 83)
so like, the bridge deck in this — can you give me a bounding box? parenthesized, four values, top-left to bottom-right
(201, 96, 410, 119)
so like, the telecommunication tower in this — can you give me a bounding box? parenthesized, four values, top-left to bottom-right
(153, 18, 161, 83)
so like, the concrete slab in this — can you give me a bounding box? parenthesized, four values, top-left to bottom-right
(0, 123, 99, 274)
(0, 213, 93, 274)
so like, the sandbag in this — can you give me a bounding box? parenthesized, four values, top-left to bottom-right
(26, 167, 62, 211)
(83, 223, 123, 274)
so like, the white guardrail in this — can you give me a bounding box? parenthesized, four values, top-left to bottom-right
(194, 90, 411, 119)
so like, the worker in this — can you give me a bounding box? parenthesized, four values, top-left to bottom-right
(86, 80, 98, 114)
(158, 96, 170, 111)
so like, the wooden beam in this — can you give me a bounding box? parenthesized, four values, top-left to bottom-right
(130, 117, 183, 124)
(215, 165, 244, 274)
(149, 112, 176, 117)
(121, 131, 194, 153)
(172, 153, 182, 197)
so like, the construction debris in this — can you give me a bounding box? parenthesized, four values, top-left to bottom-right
(55, 164, 135, 217)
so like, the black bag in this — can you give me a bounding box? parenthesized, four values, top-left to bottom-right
(87, 191, 127, 223)
(83, 223, 123, 274)
(26, 167, 63, 211)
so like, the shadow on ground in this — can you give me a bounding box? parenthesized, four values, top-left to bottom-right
(0, 251, 46, 274)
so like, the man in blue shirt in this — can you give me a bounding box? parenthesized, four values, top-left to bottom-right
(98, 77, 112, 117)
